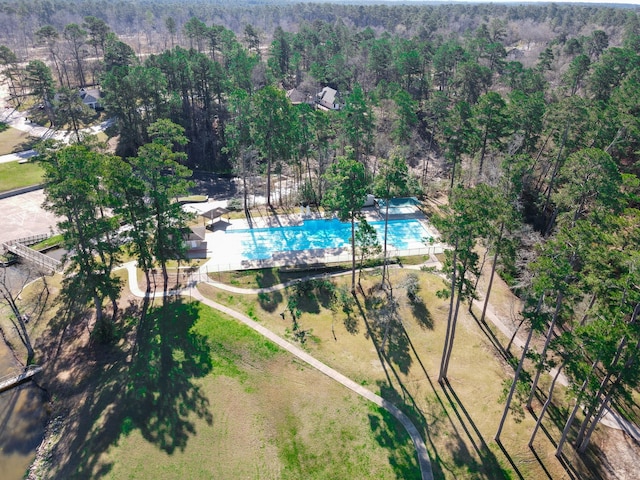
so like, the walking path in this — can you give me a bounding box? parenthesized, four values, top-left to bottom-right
(192, 260, 640, 444)
(0, 149, 37, 164)
(0, 104, 115, 165)
(118, 261, 434, 480)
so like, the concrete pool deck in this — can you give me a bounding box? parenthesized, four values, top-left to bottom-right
(189, 204, 443, 273)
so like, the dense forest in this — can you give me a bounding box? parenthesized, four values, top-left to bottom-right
(2, 0, 640, 470)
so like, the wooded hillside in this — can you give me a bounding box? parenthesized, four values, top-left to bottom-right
(2, 1, 640, 473)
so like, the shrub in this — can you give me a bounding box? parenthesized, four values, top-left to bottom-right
(404, 273, 420, 302)
(227, 197, 243, 211)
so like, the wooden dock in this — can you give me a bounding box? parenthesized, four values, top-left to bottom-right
(0, 365, 43, 393)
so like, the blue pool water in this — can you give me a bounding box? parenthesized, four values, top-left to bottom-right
(228, 218, 431, 261)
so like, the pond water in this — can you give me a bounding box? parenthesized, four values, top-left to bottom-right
(0, 346, 48, 480)
(0, 264, 49, 480)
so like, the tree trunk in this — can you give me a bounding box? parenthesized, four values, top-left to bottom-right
(527, 291, 564, 409)
(439, 238, 458, 384)
(266, 153, 272, 207)
(542, 123, 570, 217)
(350, 217, 356, 293)
(382, 196, 390, 289)
(575, 334, 629, 449)
(578, 335, 640, 453)
(529, 358, 567, 447)
(94, 293, 104, 330)
(556, 357, 598, 457)
(442, 256, 469, 380)
(478, 127, 489, 178)
(449, 155, 458, 198)
(496, 323, 535, 441)
(161, 262, 169, 296)
(144, 269, 151, 295)
(578, 390, 613, 454)
(0, 286, 34, 363)
(507, 315, 527, 353)
(480, 221, 504, 324)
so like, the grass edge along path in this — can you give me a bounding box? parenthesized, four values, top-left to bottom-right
(120, 261, 433, 480)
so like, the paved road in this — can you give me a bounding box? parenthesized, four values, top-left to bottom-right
(0, 107, 115, 145)
(119, 261, 434, 480)
(0, 104, 115, 166)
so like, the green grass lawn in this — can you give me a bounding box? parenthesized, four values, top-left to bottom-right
(65, 301, 418, 479)
(0, 126, 38, 155)
(0, 160, 44, 192)
(198, 268, 602, 480)
(30, 234, 63, 251)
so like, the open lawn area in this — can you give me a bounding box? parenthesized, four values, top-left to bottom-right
(0, 126, 38, 155)
(0, 160, 43, 192)
(38, 300, 418, 479)
(198, 267, 612, 479)
(25, 262, 632, 479)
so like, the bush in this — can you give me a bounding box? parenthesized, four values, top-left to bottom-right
(404, 273, 421, 302)
(227, 197, 243, 211)
(297, 179, 317, 206)
(0, 122, 8, 133)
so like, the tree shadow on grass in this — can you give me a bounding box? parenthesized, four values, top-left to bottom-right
(258, 291, 282, 313)
(409, 297, 433, 330)
(440, 378, 521, 480)
(125, 299, 213, 453)
(46, 297, 213, 479)
(362, 293, 412, 375)
(256, 269, 279, 289)
(368, 403, 422, 480)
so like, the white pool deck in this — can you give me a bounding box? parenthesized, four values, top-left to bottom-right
(184, 202, 444, 273)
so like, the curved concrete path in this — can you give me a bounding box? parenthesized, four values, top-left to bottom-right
(119, 262, 434, 480)
(196, 262, 640, 444)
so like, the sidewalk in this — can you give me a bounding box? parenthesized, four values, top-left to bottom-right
(0, 105, 115, 164)
(117, 261, 434, 480)
(0, 149, 37, 164)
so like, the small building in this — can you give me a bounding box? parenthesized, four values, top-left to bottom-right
(184, 226, 207, 258)
(363, 194, 376, 207)
(79, 88, 102, 110)
(315, 86, 342, 111)
(286, 88, 313, 106)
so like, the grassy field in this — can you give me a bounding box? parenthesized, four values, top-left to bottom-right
(23, 258, 622, 479)
(47, 301, 419, 479)
(197, 267, 605, 479)
(31, 234, 63, 251)
(0, 126, 38, 155)
(0, 160, 44, 192)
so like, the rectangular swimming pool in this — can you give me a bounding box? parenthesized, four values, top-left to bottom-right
(226, 218, 432, 261)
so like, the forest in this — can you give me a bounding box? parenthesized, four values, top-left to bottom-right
(1, 0, 640, 477)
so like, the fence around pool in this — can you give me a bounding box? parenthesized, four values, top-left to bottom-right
(200, 243, 445, 274)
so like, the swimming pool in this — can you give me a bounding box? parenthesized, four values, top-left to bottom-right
(226, 218, 432, 261)
(376, 197, 420, 215)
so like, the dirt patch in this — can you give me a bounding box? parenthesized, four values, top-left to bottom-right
(587, 428, 640, 480)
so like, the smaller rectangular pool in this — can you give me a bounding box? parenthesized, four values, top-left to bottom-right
(225, 218, 432, 262)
